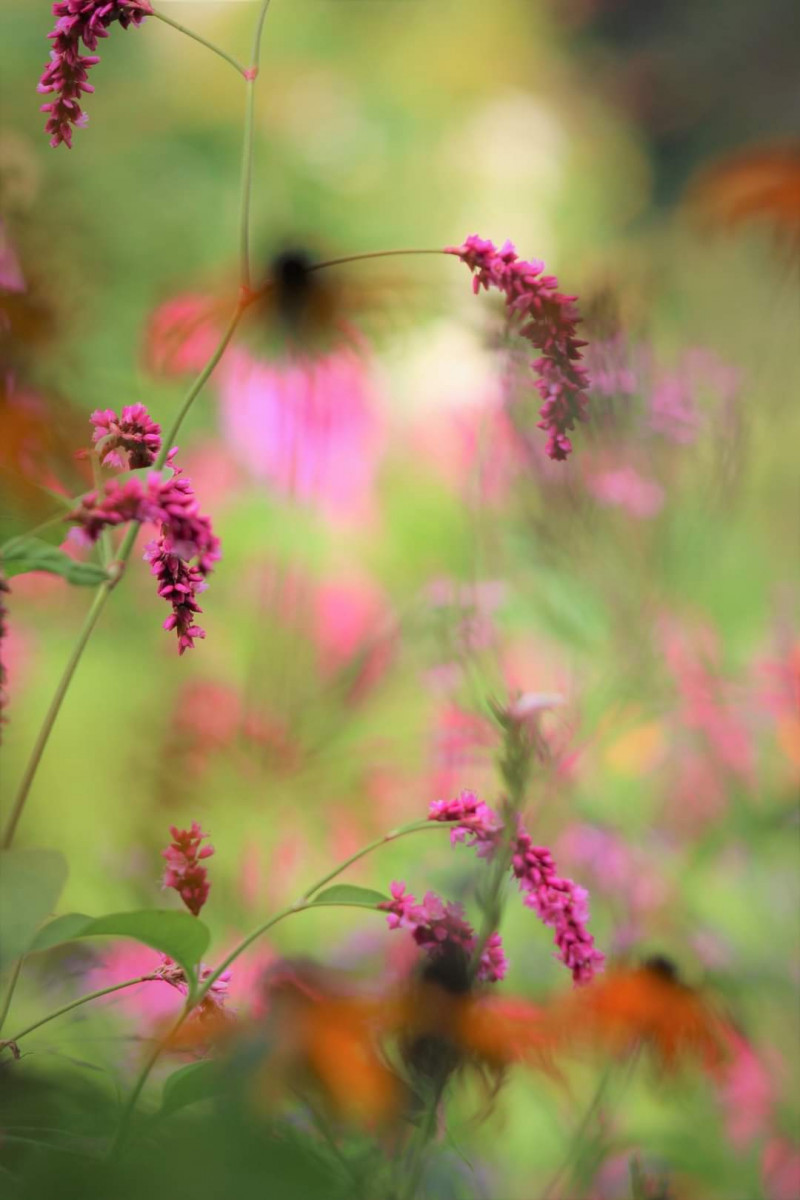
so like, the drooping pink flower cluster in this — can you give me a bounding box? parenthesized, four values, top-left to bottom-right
(511, 824, 605, 984)
(446, 235, 590, 461)
(143, 541, 208, 655)
(428, 789, 501, 857)
(162, 822, 214, 916)
(38, 0, 151, 149)
(428, 791, 604, 985)
(90, 403, 161, 469)
(379, 882, 507, 982)
(69, 446, 220, 652)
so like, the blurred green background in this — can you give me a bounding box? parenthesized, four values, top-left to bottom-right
(1, 2, 799, 1197)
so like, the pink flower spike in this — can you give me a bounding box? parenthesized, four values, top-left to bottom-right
(90, 403, 161, 469)
(38, 1, 151, 149)
(511, 822, 604, 985)
(162, 822, 214, 916)
(446, 234, 590, 460)
(428, 790, 502, 856)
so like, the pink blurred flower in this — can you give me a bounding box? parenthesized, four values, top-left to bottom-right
(429, 704, 496, 798)
(379, 882, 507, 982)
(588, 465, 665, 519)
(718, 1029, 775, 1149)
(446, 234, 590, 460)
(662, 619, 754, 780)
(218, 346, 381, 522)
(162, 822, 214, 916)
(145, 293, 222, 377)
(38, 0, 151, 149)
(585, 334, 639, 399)
(763, 1139, 800, 1200)
(649, 348, 740, 444)
(90, 403, 161, 469)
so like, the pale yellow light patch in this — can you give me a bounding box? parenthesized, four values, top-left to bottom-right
(605, 721, 666, 777)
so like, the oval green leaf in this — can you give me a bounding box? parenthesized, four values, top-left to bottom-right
(311, 884, 388, 908)
(29, 909, 210, 984)
(0, 848, 69, 969)
(161, 1060, 224, 1117)
(1, 537, 109, 586)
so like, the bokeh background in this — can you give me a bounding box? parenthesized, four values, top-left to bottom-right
(2, 2, 799, 1197)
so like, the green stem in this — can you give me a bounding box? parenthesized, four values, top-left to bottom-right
(301, 819, 435, 900)
(2, 585, 112, 849)
(149, 8, 248, 77)
(0, 959, 24, 1036)
(238, 0, 274, 289)
(309, 248, 444, 273)
(0, 975, 158, 1055)
(158, 305, 245, 462)
(537, 1058, 625, 1200)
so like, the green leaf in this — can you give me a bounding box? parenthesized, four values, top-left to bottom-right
(29, 910, 210, 983)
(1, 537, 109, 586)
(311, 885, 388, 908)
(161, 1060, 224, 1117)
(0, 849, 69, 969)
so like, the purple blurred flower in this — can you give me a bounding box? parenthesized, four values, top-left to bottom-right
(90, 403, 161, 469)
(38, 1, 152, 149)
(446, 234, 590, 460)
(219, 346, 381, 522)
(379, 882, 507, 983)
(587, 465, 665, 519)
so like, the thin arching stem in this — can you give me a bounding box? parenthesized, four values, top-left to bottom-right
(149, 8, 248, 77)
(1, 975, 159, 1056)
(238, 0, 274, 289)
(309, 248, 445, 273)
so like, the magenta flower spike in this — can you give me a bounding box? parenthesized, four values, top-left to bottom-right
(38, 1, 152, 149)
(69, 446, 220, 653)
(162, 822, 214, 916)
(446, 234, 590, 460)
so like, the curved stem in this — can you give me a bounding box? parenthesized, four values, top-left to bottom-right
(239, 0, 274, 289)
(301, 819, 436, 900)
(2, 585, 111, 849)
(0, 976, 158, 1056)
(158, 305, 245, 463)
(149, 8, 248, 77)
(309, 248, 444, 273)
